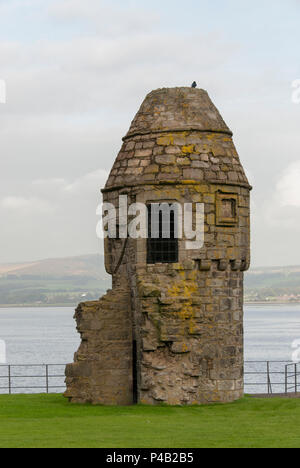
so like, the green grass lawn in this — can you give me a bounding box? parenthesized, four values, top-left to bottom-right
(0, 394, 299, 448)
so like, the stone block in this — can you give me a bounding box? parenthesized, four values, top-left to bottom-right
(155, 155, 176, 165)
(183, 168, 204, 180)
(135, 149, 153, 157)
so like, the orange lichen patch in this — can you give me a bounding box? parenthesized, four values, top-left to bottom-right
(157, 135, 174, 146)
(167, 273, 198, 322)
(181, 180, 200, 185)
(182, 145, 195, 154)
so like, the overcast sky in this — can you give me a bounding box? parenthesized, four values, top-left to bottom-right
(1, 0, 300, 267)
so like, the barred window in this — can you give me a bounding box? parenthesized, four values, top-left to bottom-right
(147, 204, 179, 264)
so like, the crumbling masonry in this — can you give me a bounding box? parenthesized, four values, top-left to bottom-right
(65, 87, 251, 405)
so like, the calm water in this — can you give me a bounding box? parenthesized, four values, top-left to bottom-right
(244, 304, 300, 362)
(0, 307, 79, 365)
(0, 305, 299, 364)
(0, 305, 299, 394)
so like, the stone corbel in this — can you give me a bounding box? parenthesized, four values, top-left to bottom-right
(218, 260, 228, 271)
(241, 258, 250, 271)
(230, 260, 242, 271)
(197, 259, 211, 271)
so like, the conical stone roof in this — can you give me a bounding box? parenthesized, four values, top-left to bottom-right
(104, 87, 250, 191)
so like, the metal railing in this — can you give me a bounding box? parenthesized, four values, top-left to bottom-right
(244, 361, 300, 395)
(0, 364, 65, 394)
(0, 361, 299, 396)
(285, 363, 300, 394)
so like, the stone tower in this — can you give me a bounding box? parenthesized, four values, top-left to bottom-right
(65, 87, 251, 405)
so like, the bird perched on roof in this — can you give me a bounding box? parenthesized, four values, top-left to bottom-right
(191, 81, 197, 88)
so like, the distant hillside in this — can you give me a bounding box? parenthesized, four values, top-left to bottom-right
(245, 265, 300, 302)
(0, 254, 111, 307)
(0, 254, 107, 279)
(1, 254, 300, 306)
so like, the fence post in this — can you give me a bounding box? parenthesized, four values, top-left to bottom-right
(8, 365, 11, 395)
(267, 362, 271, 394)
(295, 364, 297, 394)
(46, 365, 49, 394)
(285, 365, 288, 395)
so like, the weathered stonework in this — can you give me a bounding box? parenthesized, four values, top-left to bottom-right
(65, 87, 251, 405)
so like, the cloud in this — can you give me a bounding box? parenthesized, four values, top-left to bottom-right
(0, 31, 237, 117)
(64, 169, 108, 194)
(0, 168, 107, 262)
(48, 0, 159, 36)
(260, 161, 300, 231)
(32, 178, 66, 187)
(30, 170, 108, 197)
(1, 196, 54, 214)
(276, 161, 300, 208)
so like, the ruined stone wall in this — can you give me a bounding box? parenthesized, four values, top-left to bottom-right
(64, 286, 133, 405)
